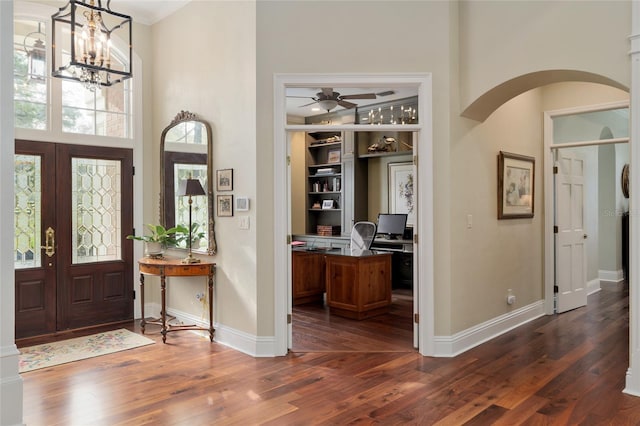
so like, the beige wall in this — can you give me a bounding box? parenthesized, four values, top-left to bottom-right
(459, 0, 630, 115)
(257, 0, 455, 336)
(151, 1, 257, 334)
(147, 0, 631, 341)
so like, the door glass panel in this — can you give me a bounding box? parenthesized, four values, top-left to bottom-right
(553, 107, 629, 143)
(72, 158, 122, 264)
(174, 164, 208, 250)
(14, 154, 42, 269)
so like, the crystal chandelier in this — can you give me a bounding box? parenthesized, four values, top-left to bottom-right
(51, 0, 132, 92)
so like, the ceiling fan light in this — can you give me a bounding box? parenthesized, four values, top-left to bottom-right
(317, 99, 338, 111)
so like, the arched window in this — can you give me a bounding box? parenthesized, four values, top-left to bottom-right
(13, 14, 132, 138)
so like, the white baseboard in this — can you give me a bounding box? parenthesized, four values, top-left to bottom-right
(433, 300, 545, 357)
(0, 344, 24, 426)
(143, 303, 277, 357)
(587, 278, 602, 295)
(599, 269, 625, 283)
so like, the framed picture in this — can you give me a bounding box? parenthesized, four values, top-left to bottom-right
(388, 162, 415, 226)
(321, 199, 334, 210)
(217, 194, 233, 217)
(498, 151, 535, 219)
(327, 149, 341, 164)
(216, 168, 233, 191)
(235, 196, 249, 211)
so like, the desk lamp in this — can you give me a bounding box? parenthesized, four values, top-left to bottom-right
(178, 178, 206, 264)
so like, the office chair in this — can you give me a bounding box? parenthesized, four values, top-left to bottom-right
(350, 221, 377, 253)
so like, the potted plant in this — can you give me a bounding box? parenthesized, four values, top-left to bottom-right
(126, 224, 181, 257)
(174, 223, 206, 249)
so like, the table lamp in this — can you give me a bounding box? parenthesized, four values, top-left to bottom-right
(178, 178, 206, 264)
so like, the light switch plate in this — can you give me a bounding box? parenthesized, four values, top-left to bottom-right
(239, 216, 250, 230)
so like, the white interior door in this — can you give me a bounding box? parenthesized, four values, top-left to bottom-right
(555, 149, 588, 313)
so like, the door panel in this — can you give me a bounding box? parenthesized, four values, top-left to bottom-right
(15, 141, 57, 338)
(56, 144, 134, 331)
(15, 141, 133, 339)
(555, 149, 587, 313)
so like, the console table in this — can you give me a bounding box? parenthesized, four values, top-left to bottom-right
(138, 257, 216, 343)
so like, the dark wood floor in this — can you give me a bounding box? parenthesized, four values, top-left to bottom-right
(21, 281, 640, 425)
(292, 288, 414, 352)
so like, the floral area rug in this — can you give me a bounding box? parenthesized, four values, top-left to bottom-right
(19, 329, 154, 373)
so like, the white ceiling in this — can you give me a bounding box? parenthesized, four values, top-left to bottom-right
(116, 0, 190, 26)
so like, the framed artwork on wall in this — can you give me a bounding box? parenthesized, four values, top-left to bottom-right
(388, 162, 415, 226)
(217, 194, 233, 217)
(327, 149, 341, 164)
(216, 168, 233, 191)
(497, 151, 535, 219)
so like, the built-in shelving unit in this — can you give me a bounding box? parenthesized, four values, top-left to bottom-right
(356, 130, 414, 159)
(306, 132, 343, 236)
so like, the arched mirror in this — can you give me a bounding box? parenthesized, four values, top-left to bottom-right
(160, 111, 216, 254)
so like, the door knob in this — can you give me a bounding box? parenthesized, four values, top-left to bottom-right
(40, 226, 56, 257)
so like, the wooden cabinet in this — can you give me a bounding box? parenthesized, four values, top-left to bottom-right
(292, 250, 326, 305)
(325, 252, 392, 319)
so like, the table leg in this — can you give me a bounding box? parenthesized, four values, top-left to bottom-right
(140, 273, 146, 334)
(161, 273, 167, 343)
(208, 270, 214, 342)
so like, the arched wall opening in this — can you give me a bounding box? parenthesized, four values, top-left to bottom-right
(461, 70, 628, 123)
(448, 76, 628, 350)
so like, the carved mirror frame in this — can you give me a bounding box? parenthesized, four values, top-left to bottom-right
(160, 110, 217, 254)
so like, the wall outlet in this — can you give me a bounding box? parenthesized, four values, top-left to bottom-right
(507, 289, 516, 305)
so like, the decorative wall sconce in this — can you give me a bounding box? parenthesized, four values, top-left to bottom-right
(51, 0, 132, 91)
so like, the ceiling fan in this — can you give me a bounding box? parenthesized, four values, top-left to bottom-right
(291, 88, 378, 112)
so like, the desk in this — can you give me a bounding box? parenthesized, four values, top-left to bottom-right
(324, 250, 392, 320)
(371, 238, 413, 288)
(292, 249, 327, 305)
(138, 257, 216, 343)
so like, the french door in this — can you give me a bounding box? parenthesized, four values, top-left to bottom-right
(15, 140, 134, 339)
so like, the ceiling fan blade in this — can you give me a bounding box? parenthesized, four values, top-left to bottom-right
(287, 95, 315, 99)
(298, 100, 318, 108)
(340, 93, 377, 100)
(338, 100, 357, 109)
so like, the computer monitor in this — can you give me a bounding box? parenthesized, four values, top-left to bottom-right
(376, 213, 408, 239)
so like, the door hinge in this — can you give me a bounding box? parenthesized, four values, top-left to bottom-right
(132, 166, 135, 176)
(287, 235, 292, 245)
(554, 285, 559, 293)
(287, 314, 292, 324)
(553, 226, 558, 234)
(287, 156, 291, 166)
(413, 234, 418, 244)
(414, 313, 419, 323)
(132, 290, 136, 300)
(413, 155, 418, 166)
(553, 166, 558, 174)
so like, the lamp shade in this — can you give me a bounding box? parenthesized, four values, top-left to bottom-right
(317, 99, 338, 111)
(178, 178, 206, 197)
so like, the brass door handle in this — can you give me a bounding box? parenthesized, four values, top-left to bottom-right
(40, 226, 55, 257)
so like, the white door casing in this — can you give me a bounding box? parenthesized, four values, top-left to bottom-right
(555, 149, 588, 313)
